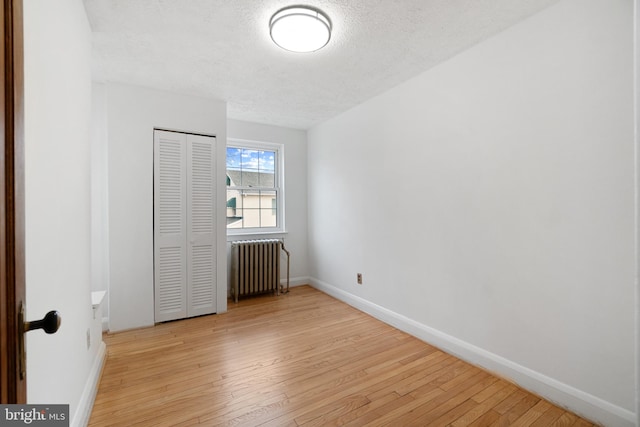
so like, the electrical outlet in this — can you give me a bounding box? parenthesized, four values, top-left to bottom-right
(357, 273, 363, 284)
(86, 328, 91, 349)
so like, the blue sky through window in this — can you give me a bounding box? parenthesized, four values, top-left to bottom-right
(226, 147, 275, 173)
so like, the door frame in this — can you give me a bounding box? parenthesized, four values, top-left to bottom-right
(0, 0, 25, 404)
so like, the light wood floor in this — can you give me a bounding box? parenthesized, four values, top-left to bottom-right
(89, 285, 595, 427)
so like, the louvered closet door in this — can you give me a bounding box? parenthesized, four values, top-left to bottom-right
(186, 134, 217, 317)
(154, 130, 188, 322)
(154, 130, 217, 322)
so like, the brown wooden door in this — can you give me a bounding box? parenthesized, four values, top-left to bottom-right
(0, 0, 25, 404)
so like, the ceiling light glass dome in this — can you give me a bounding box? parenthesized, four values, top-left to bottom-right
(269, 6, 332, 53)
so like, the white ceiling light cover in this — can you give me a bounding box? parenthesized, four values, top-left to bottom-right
(270, 6, 332, 53)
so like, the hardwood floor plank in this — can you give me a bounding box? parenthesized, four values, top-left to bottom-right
(493, 388, 530, 414)
(295, 394, 371, 426)
(510, 399, 554, 427)
(88, 286, 595, 427)
(467, 409, 502, 426)
(471, 380, 511, 403)
(331, 392, 411, 426)
(491, 394, 541, 426)
(530, 406, 565, 427)
(551, 412, 579, 426)
(426, 398, 479, 427)
(449, 383, 518, 426)
(364, 351, 453, 400)
(399, 373, 498, 426)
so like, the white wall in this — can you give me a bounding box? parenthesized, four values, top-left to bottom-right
(227, 119, 309, 286)
(105, 83, 227, 332)
(308, 0, 636, 425)
(24, 1, 105, 426)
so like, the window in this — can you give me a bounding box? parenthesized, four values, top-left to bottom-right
(226, 139, 284, 233)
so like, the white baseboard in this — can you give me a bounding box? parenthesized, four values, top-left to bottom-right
(101, 317, 109, 332)
(309, 277, 637, 427)
(71, 341, 106, 427)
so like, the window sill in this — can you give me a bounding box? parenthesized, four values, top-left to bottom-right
(226, 230, 288, 242)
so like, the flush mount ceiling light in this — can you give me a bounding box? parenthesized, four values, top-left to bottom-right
(269, 6, 332, 53)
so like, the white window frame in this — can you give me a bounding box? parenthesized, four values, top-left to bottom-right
(226, 138, 285, 236)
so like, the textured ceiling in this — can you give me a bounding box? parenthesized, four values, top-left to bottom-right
(84, 0, 560, 130)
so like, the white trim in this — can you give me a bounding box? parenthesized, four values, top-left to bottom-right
(226, 230, 288, 239)
(227, 137, 282, 152)
(71, 341, 106, 427)
(309, 277, 637, 427)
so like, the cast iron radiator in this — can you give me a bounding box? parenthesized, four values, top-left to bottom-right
(230, 239, 290, 303)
